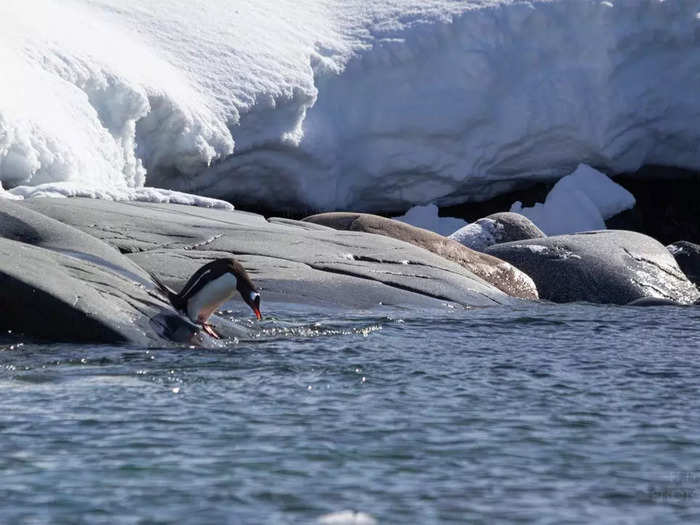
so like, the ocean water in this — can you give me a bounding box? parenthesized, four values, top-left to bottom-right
(2, 302, 700, 524)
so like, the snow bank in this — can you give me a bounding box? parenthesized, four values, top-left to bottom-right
(1, 1, 699, 211)
(510, 164, 635, 235)
(0, 0, 233, 205)
(393, 204, 467, 236)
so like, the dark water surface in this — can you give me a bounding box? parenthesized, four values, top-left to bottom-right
(2, 303, 700, 524)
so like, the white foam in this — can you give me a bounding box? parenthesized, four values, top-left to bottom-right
(317, 510, 377, 525)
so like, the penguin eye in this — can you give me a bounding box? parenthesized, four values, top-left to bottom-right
(249, 291, 260, 302)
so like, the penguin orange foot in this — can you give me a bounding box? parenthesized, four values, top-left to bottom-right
(201, 322, 221, 339)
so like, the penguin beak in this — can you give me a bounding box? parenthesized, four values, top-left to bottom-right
(251, 294, 262, 320)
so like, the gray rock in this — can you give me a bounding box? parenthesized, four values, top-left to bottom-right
(0, 237, 198, 344)
(449, 212, 545, 252)
(302, 212, 538, 300)
(0, 199, 211, 344)
(485, 230, 700, 305)
(486, 212, 546, 241)
(0, 199, 150, 284)
(667, 241, 700, 287)
(20, 198, 518, 310)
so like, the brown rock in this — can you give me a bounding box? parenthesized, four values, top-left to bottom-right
(303, 212, 539, 300)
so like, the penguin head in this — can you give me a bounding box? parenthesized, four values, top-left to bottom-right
(242, 288, 262, 321)
(229, 260, 261, 320)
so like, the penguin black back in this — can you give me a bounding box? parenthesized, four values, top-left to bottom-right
(151, 258, 258, 314)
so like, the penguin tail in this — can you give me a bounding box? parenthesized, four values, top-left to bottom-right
(149, 271, 185, 311)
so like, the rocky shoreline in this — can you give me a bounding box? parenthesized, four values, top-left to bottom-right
(1, 198, 698, 346)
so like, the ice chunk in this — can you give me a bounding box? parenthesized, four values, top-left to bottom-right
(551, 164, 636, 220)
(8, 182, 233, 209)
(393, 204, 467, 237)
(510, 164, 635, 235)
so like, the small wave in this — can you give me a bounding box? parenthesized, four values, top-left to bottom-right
(246, 319, 383, 342)
(317, 510, 377, 525)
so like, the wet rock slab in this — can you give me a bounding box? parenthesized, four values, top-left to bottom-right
(0, 199, 195, 344)
(5, 197, 696, 344)
(486, 230, 700, 305)
(19, 198, 519, 316)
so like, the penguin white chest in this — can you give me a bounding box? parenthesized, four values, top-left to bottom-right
(186, 273, 237, 323)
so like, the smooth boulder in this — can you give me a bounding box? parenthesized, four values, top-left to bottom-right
(485, 230, 700, 304)
(667, 241, 700, 287)
(0, 198, 151, 284)
(0, 198, 230, 344)
(302, 212, 539, 300)
(0, 239, 208, 344)
(449, 212, 545, 252)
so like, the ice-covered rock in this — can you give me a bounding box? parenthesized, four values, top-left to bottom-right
(449, 212, 545, 252)
(510, 164, 636, 235)
(1, 1, 699, 212)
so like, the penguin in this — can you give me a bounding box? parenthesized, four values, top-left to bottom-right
(150, 258, 261, 339)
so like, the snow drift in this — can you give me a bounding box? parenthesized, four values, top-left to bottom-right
(1, 0, 699, 211)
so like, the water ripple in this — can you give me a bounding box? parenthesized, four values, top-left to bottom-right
(0, 303, 699, 523)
